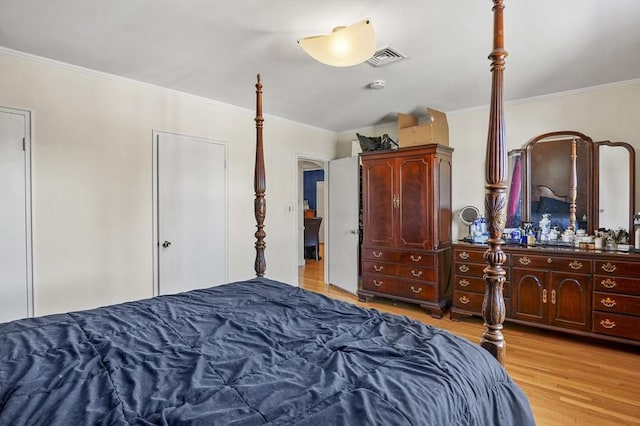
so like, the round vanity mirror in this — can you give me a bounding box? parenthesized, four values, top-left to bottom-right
(459, 205, 480, 239)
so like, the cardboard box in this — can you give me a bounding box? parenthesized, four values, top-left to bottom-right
(398, 108, 449, 147)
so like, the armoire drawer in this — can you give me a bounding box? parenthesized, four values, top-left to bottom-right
(361, 274, 437, 302)
(362, 248, 435, 268)
(363, 261, 436, 282)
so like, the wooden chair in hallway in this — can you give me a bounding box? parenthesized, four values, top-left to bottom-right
(303, 217, 322, 261)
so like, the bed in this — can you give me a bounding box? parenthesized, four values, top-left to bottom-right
(1, 0, 533, 424)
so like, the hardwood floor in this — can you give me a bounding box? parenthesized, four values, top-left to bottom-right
(299, 245, 640, 426)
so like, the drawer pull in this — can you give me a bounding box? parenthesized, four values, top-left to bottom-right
(600, 297, 616, 308)
(569, 261, 583, 270)
(459, 251, 470, 260)
(373, 280, 383, 287)
(459, 279, 470, 287)
(519, 257, 531, 265)
(411, 270, 423, 277)
(547, 258, 552, 264)
(410, 255, 422, 262)
(601, 263, 617, 273)
(458, 265, 469, 273)
(601, 278, 617, 289)
(410, 286, 423, 294)
(459, 295, 470, 305)
(373, 251, 382, 258)
(542, 289, 547, 304)
(373, 265, 384, 272)
(600, 319, 616, 329)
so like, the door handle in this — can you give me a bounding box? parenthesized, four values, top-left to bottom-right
(162, 241, 172, 248)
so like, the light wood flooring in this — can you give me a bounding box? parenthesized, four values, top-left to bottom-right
(299, 245, 640, 426)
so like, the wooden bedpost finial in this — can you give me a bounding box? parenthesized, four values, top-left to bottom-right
(482, 0, 508, 366)
(254, 74, 266, 277)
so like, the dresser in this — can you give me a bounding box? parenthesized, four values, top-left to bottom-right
(358, 144, 454, 318)
(451, 242, 640, 345)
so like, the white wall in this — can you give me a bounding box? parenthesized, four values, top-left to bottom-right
(337, 80, 640, 241)
(0, 49, 337, 316)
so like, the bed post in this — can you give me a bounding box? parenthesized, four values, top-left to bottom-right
(568, 138, 578, 232)
(254, 74, 266, 277)
(482, 0, 508, 365)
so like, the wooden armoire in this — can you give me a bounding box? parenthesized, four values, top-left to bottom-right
(358, 144, 454, 318)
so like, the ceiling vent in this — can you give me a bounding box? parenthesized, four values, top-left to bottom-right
(366, 46, 407, 67)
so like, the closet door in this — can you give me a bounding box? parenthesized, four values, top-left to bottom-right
(154, 132, 227, 295)
(0, 108, 32, 322)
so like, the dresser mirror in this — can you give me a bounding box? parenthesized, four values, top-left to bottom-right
(506, 131, 636, 243)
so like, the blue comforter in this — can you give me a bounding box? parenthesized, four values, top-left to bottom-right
(0, 278, 534, 425)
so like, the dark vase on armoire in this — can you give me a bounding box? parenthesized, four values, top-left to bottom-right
(358, 144, 454, 318)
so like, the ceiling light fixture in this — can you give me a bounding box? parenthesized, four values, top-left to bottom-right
(297, 19, 375, 67)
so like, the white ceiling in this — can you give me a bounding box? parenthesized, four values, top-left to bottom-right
(1, 0, 639, 132)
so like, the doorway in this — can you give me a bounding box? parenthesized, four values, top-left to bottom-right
(297, 156, 328, 285)
(152, 131, 228, 295)
(0, 107, 33, 322)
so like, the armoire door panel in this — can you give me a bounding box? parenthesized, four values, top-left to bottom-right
(362, 160, 395, 246)
(398, 157, 432, 248)
(438, 158, 453, 246)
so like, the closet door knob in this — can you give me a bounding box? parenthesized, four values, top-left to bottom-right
(162, 241, 172, 248)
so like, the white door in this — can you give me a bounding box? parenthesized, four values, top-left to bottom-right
(0, 108, 32, 322)
(328, 156, 360, 294)
(154, 132, 227, 295)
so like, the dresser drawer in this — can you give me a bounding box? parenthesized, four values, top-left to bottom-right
(512, 254, 591, 273)
(453, 291, 511, 316)
(362, 248, 435, 267)
(454, 275, 511, 298)
(595, 260, 640, 277)
(455, 262, 486, 277)
(454, 248, 485, 263)
(593, 311, 640, 340)
(594, 292, 640, 316)
(361, 274, 436, 302)
(453, 290, 484, 312)
(363, 261, 436, 282)
(594, 275, 640, 295)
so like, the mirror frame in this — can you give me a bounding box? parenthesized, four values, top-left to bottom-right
(509, 131, 636, 244)
(594, 140, 636, 242)
(519, 131, 596, 234)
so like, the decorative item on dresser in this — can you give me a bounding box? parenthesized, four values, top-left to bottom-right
(452, 242, 640, 346)
(358, 144, 454, 318)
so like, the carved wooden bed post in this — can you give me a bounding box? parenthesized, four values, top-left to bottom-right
(568, 138, 578, 232)
(254, 74, 266, 277)
(482, 0, 508, 365)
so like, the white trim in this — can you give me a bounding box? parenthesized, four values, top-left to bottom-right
(151, 130, 229, 296)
